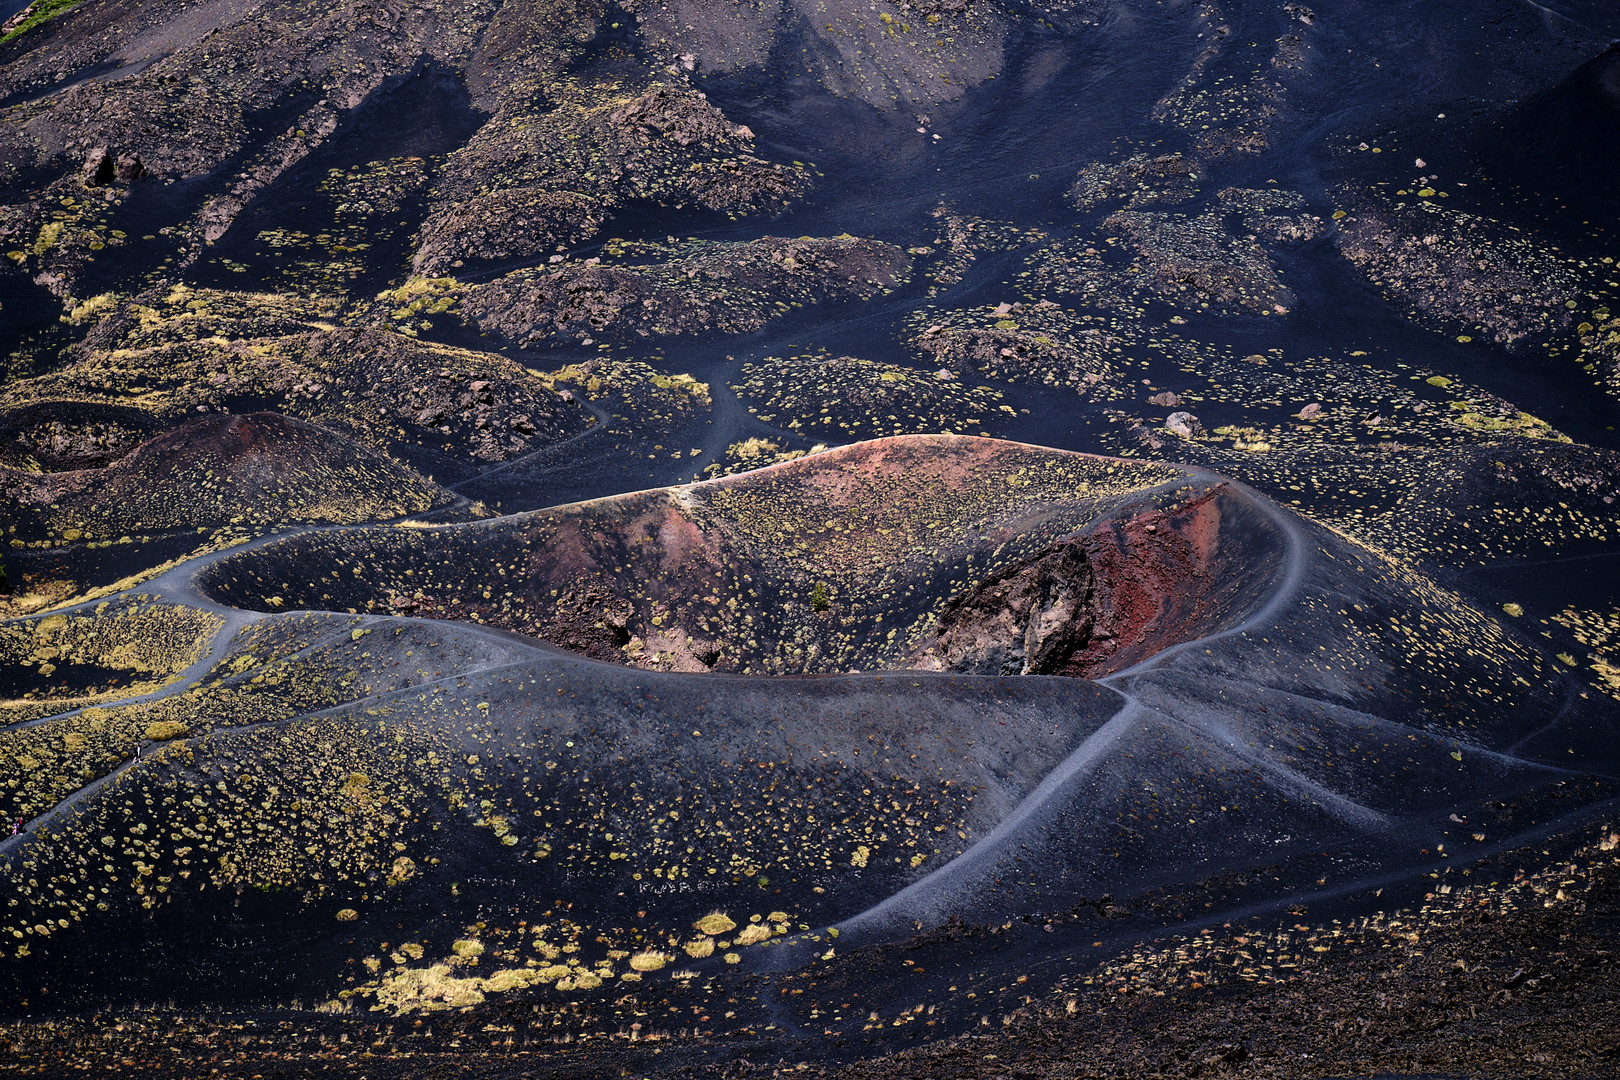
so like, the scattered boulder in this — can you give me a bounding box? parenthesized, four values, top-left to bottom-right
(82, 147, 114, 187)
(1148, 390, 1184, 407)
(1165, 411, 1204, 439)
(80, 148, 143, 186)
(114, 152, 145, 183)
(1296, 402, 1323, 420)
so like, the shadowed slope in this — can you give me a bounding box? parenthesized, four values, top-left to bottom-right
(0, 411, 453, 542)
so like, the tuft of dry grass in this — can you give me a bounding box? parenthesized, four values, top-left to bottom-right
(693, 912, 736, 936)
(628, 950, 669, 972)
(143, 720, 190, 741)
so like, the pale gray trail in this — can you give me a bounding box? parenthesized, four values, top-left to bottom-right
(827, 475, 1311, 937)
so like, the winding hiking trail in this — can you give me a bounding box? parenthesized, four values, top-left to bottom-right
(823, 476, 1355, 939)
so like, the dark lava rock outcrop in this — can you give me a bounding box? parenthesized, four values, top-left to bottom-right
(917, 533, 1096, 675)
(1069, 151, 1204, 211)
(464, 235, 912, 347)
(730, 354, 1006, 441)
(917, 487, 1233, 678)
(915, 300, 1124, 397)
(1101, 205, 1298, 316)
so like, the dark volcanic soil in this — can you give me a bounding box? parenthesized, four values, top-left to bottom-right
(3, 819, 1617, 1078)
(193, 437, 1241, 677)
(3, 0, 1620, 1076)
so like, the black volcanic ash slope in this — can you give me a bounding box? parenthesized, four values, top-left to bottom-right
(0, 288, 596, 480)
(0, 410, 458, 616)
(0, 411, 453, 541)
(1, 0, 1619, 1070)
(0, 438, 1602, 1030)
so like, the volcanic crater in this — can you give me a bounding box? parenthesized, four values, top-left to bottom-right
(196, 436, 1281, 680)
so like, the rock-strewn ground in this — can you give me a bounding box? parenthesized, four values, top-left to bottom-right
(464, 235, 912, 348)
(1, 0, 1620, 1074)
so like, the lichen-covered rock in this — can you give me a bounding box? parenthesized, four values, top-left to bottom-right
(1164, 411, 1203, 439)
(464, 235, 911, 347)
(1334, 194, 1580, 351)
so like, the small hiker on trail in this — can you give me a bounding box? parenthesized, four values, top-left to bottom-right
(135, 743, 141, 760)
(9, 819, 16, 837)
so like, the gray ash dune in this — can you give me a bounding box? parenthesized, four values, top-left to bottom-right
(3, 646, 1125, 1012)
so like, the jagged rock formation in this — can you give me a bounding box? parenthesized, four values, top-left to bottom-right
(919, 535, 1096, 675)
